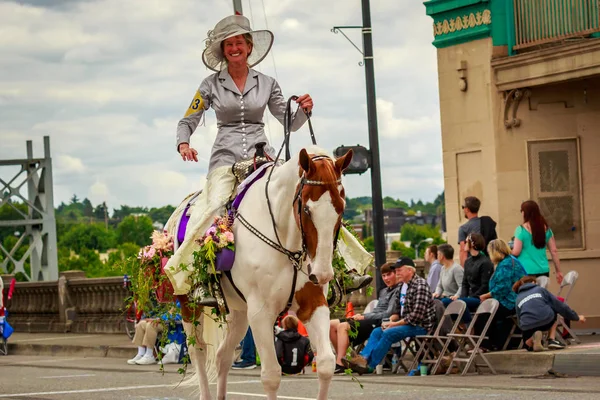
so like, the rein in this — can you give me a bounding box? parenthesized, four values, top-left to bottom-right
(233, 96, 338, 316)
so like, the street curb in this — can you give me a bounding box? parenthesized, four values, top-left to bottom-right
(485, 351, 554, 375)
(8, 343, 134, 358)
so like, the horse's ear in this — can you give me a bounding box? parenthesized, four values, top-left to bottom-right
(299, 148, 312, 173)
(335, 149, 353, 173)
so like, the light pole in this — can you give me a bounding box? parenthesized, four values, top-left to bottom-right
(332, 0, 385, 293)
(415, 238, 434, 260)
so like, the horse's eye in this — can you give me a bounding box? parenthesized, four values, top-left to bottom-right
(303, 206, 311, 216)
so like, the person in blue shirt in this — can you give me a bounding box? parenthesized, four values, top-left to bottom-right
(478, 239, 526, 350)
(127, 302, 182, 365)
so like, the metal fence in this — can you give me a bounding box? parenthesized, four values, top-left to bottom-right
(514, 0, 600, 50)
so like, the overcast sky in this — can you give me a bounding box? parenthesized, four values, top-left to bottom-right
(0, 0, 442, 210)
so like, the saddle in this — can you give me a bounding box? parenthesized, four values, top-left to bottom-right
(231, 142, 273, 183)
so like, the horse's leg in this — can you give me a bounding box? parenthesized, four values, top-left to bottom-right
(178, 296, 212, 400)
(183, 319, 212, 400)
(248, 305, 281, 400)
(216, 309, 248, 400)
(297, 285, 335, 400)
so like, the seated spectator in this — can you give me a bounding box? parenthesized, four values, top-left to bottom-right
(478, 239, 526, 350)
(329, 262, 400, 373)
(425, 245, 442, 291)
(275, 315, 314, 375)
(460, 233, 494, 321)
(127, 303, 181, 365)
(344, 260, 436, 374)
(513, 276, 586, 352)
(433, 244, 464, 307)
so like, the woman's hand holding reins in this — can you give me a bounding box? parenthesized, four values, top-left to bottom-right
(179, 143, 198, 162)
(296, 94, 313, 114)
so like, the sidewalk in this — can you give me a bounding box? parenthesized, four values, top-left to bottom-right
(6, 332, 600, 376)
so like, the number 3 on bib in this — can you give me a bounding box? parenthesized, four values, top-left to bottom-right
(184, 91, 204, 117)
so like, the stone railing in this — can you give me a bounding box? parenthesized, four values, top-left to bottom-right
(2, 271, 130, 334)
(1, 251, 429, 333)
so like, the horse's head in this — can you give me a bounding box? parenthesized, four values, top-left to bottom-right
(295, 147, 353, 286)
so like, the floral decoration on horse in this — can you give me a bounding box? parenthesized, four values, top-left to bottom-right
(194, 213, 236, 275)
(125, 231, 176, 312)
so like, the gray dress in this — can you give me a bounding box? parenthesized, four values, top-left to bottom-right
(176, 68, 307, 172)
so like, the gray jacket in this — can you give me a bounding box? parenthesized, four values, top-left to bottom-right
(515, 283, 579, 331)
(365, 284, 400, 321)
(176, 69, 307, 172)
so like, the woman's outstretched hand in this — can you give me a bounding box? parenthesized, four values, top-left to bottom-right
(179, 143, 198, 162)
(296, 94, 313, 114)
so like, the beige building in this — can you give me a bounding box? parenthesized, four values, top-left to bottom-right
(426, 0, 600, 329)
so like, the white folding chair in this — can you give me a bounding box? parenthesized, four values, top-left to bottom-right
(447, 299, 499, 375)
(536, 276, 549, 289)
(408, 299, 466, 375)
(555, 271, 581, 345)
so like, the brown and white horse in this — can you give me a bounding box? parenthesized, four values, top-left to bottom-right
(173, 146, 352, 400)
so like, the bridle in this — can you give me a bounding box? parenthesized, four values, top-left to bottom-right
(233, 97, 344, 316)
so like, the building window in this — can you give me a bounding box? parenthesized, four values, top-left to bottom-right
(527, 138, 583, 249)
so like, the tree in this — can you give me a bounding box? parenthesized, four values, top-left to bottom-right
(117, 215, 154, 247)
(82, 198, 94, 218)
(363, 236, 375, 252)
(59, 223, 117, 253)
(148, 205, 176, 225)
(0, 202, 27, 244)
(400, 223, 444, 249)
(391, 240, 416, 259)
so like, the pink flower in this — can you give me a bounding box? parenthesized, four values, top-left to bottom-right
(224, 231, 234, 243)
(143, 246, 156, 260)
(207, 226, 217, 235)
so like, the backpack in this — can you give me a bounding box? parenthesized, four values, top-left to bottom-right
(275, 331, 314, 375)
(479, 216, 498, 255)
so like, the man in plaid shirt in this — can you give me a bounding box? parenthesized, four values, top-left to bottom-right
(345, 258, 436, 373)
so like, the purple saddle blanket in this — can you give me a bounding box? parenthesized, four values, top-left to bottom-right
(176, 163, 273, 245)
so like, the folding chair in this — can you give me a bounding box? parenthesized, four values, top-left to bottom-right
(407, 299, 466, 375)
(393, 300, 447, 374)
(502, 316, 523, 350)
(555, 271, 581, 345)
(536, 276, 549, 289)
(446, 299, 499, 375)
(556, 271, 578, 303)
(363, 299, 379, 315)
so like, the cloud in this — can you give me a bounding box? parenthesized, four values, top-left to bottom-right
(0, 0, 442, 211)
(57, 155, 86, 173)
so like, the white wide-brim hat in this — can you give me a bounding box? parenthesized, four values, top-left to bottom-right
(202, 15, 274, 72)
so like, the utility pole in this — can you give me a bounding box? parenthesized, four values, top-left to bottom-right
(332, 0, 386, 293)
(361, 0, 386, 293)
(232, 0, 243, 15)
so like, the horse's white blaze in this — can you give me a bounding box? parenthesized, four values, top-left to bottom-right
(306, 191, 337, 285)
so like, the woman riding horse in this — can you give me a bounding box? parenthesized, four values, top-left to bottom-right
(164, 15, 372, 306)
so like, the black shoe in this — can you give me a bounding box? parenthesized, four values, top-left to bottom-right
(334, 364, 346, 374)
(548, 339, 566, 350)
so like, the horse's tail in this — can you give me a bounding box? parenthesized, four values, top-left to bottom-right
(202, 311, 224, 383)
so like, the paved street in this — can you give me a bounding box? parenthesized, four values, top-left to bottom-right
(1, 355, 600, 399)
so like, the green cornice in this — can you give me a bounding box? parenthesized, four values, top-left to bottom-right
(424, 0, 487, 15)
(424, 0, 492, 49)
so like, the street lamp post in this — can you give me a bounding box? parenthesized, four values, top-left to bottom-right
(415, 238, 434, 260)
(332, 0, 386, 293)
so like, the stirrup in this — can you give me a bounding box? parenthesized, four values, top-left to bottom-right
(193, 284, 219, 308)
